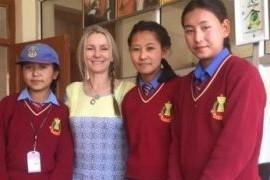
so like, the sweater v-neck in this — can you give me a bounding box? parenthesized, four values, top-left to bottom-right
(191, 55, 231, 102)
(138, 83, 165, 103)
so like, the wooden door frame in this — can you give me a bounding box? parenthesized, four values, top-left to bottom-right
(0, 0, 15, 45)
(0, 0, 15, 97)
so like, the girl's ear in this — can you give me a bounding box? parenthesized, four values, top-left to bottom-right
(222, 19, 230, 38)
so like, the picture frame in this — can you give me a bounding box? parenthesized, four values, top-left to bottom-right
(143, 0, 159, 10)
(160, 0, 179, 6)
(83, 0, 116, 27)
(234, 0, 269, 45)
(116, 0, 159, 18)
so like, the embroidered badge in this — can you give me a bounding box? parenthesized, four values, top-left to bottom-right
(27, 46, 38, 58)
(49, 118, 61, 136)
(159, 101, 172, 123)
(211, 94, 226, 120)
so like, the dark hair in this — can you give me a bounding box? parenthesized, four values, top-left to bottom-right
(181, 0, 231, 52)
(128, 20, 171, 49)
(128, 20, 176, 84)
(50, 64, 60, 93)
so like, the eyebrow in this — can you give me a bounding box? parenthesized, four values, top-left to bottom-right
(183, 20, 209, 28)
(131, 42, 157, 46)
(86, 44, 109, 47)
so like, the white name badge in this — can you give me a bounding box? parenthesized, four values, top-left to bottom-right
(27, 151, 41, 173)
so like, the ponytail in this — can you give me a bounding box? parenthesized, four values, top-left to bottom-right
(135, 73, 140, 85)
(158, 58, 177, 83)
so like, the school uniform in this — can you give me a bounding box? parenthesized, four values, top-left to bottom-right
(0, 89, 73, 180)
(122, 74, 180, 180)
(258, 65, 270, 180)
(169, 49, 266, 180)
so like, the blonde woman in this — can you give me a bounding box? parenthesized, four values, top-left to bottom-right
(65, 25, 134, 180)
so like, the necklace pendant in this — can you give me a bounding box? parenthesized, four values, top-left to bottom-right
(90, 98, 96, 105)
(90, 95, 100, 105)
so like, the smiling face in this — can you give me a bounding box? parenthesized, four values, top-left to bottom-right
(22, 63, 58, 94)
(183, 8, 230, 67)
(84, 32, 112, 75)
(129, 31, 167, 82)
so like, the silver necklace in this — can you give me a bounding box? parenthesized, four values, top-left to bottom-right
(90, 94, 100, 105)
(87, 80, 110, 105)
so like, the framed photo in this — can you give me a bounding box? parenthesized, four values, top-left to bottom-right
(84, 0, 116, 27)
(234, 0, 269, 45)
(160, 0, 179, 6)
(143, 0, 159, 10)
(116, 0, 159, 18)
(116, 0, 136, 18)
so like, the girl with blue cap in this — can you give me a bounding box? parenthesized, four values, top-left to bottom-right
(0, 43, 73, 180)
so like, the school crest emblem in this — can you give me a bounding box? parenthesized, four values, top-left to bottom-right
(159, 101, 172, 123)
(27, 46, 38, 58)
(211, 94, 226, 120)
(49, 118, 61, 136)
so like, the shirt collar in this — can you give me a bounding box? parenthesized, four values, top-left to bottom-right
(139, 71, 162, 90)
(193, 48, 230, 82)
(17, 88, 59, 106)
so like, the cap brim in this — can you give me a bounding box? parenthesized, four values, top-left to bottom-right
(16, 59, 53, 64)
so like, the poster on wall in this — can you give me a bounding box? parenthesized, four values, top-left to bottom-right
(234, 0, 269, 45)
(116, 0, 159, 18)
(84, 0, 116, 27)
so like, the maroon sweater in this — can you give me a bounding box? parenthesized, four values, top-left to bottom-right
(122, 77, 181, 180)
(0, 94, 73, 180)
(169, 56, 266, 180)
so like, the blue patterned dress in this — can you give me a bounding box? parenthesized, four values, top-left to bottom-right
(65, 81, 134, 180)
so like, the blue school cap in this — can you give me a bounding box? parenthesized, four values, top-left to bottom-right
(17, 43, 60, 65)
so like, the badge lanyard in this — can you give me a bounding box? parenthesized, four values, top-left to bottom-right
(24, 100, 52, 173)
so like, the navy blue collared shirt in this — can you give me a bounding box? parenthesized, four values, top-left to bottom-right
(17, 88, 59, 106)
(193, 48, 230, 83)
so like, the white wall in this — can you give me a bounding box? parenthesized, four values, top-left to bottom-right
(15, 0, 82, 43)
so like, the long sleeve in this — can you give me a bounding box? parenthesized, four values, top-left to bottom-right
(49, 107, 74, 180)
(199, 67, 266, 180)
(167, 92, 183, 180)
(167, 126, 183, 180)
(0, 97, 10, 180)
